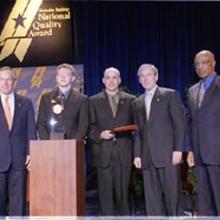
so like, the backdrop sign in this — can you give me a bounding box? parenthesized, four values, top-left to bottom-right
(0, 0, 73, 67)
(14, 65, 84, 116)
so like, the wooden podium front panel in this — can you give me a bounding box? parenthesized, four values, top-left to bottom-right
(29, 140, 85, 216)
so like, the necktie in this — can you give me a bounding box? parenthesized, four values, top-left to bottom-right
(145, 93, 151, 120)
(3, 96, 13, 130)
(109, 95, 118, 118)
(198, 82, 205, 108)
(60, 93, 65, 108)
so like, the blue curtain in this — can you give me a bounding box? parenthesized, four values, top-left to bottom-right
(83, 2, 220, 102)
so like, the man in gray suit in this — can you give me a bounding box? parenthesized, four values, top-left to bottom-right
(133, 64, 186, 216)
(187, 50, 220, 215)
(89, 67, 135, 215)
(37, 63, 88, 140)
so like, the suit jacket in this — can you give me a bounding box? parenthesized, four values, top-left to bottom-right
(0, 94, 36, 172)
(89, 91, 135, 168)
(133, 87, 186, 168)
(188, 75, 220, 165)
(37, 89, 88, 140)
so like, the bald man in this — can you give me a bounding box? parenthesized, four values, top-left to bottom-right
(89, 67, 135, 215)
(187, 50, 220, 215)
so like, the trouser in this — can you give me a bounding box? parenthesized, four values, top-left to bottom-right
(0, 168, 27, 216)
(142, 164, 182, 216)
(97, 161, 131, 215)
(196, 164, 220, 215)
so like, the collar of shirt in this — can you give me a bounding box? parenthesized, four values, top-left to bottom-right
(0, 91, 15, 101)
(145, 85, 158, 97)
(106, 90, 120, 103)
(58, 88, 71, 99)
(202, 72, 217, 91)
(105, 89, 120, 96)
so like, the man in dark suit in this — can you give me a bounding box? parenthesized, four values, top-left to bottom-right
(133, 64, 186, 216)
(0, 66, 36, 216)
(37, 63, 88, 140)
(187, 50, 220, 215)
(89, 67, 135, 215)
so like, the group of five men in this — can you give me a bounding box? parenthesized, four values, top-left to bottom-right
(0, 49, 219, 216)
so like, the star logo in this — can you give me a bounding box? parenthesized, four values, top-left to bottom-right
(13, 13, 26, 29)
(0, 0, 43, 62)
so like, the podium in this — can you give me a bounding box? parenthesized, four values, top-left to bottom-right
(29, 139, 85, 216)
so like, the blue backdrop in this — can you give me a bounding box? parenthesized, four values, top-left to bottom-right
(1, 1, 220, 103)
(83, 2, 220, 102)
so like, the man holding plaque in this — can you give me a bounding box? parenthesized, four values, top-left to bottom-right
(37, 63, 88, 140)
(133, 64, 186, 216)
(89, 67, 135, 215)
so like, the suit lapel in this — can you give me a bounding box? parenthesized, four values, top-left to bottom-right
(114, 92, 125, 119)
(65, 89, 75, 105)
(191, 83, 200, 112)
(101, 91, 115, 119)
(149, 87, 161, 121)
(136, 94, 147, 122)
(0, 98, 10, 132)
(66, 89, 75, 102)
(11, 94, 23, 132)
(64, 89, 81, 108)
(201, 76, 220, 108)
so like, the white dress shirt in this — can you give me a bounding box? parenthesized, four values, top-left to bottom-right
(145, 85, 157, 120)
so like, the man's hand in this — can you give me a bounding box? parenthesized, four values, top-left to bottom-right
(172, 151, 182, 165)
(134, 157, 142, 169)
(25, 155, 30, 170)
(187, 151, 195, 167)
(100, 130, 115, 140)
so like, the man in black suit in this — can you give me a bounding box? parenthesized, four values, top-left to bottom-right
(0, 66, 36, 216)
(37, 63, 88, 140)
(89, 67, 135, 215)
(187, 50, 220, 215)
(133, 64, 186, 216)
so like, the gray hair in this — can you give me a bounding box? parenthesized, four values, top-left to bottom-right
(0, 66, 17, 80)
(137, 64, 159, 76)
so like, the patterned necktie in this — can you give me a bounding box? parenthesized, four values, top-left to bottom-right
(198, 82, 205, 108)
(3, 96, 13, 130)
